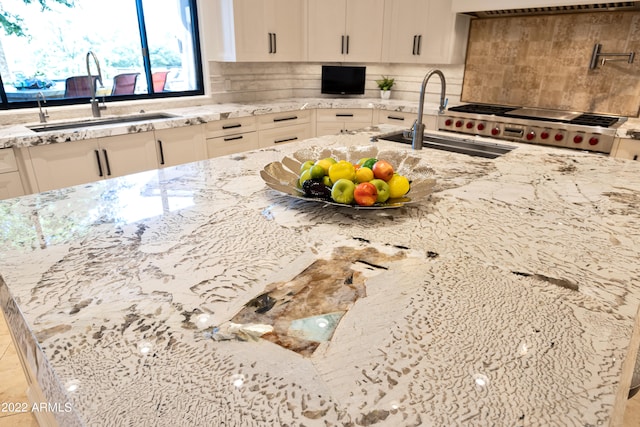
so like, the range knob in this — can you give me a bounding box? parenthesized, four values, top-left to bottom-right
(526, 131, 536, 141)
(477, 123, 486, 131)
(491, 127, 500, 136)
(455, 120, 463, 128)
(573, 134, 584, 144)
(589, 136, 599, 146)
(540, 131, 550, 140)
(554, 133, 564, 141)
(466, 121, 474, 129)
(445, 119, 453, 126)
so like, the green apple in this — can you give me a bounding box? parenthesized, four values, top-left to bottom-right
(370, 178, 390, 203)
(299, 160, 315, 174)
(331, 178, 356, 205)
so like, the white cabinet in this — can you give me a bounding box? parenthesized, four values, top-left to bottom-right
(308, 0, 385, 62)
(373, 110, 438, 131)
(154, 126, 207, 168)
(27, 133, 158, 192)
(382, 0, 470, 64)
(258, 110, 313, 147)
(612, 138, 640, 161)
(316, 108, 373, 136)
(0, 149, 25, 200)
(205, 116, 259, 157)
(208, 0, 306, 62)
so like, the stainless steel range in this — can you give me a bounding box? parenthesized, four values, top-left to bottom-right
(438, 104, 627, 154)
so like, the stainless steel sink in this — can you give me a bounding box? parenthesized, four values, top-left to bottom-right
(377, 130, 516, 159)
(28, 113, 178, 133)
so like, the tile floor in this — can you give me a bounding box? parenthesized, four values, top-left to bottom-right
(0, 312, 639, 426)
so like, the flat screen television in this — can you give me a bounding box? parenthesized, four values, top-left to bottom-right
(321, 65, 366, 95)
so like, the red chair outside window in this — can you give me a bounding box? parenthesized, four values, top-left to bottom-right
(111, 73, 140, 95)
(64, 76, 98, 98)
(152, 71, 169, 93)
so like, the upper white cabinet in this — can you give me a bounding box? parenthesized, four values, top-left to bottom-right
(382, 0, 470, 64)
(207, 0, 306, 62)
(308, 0, 385, 62)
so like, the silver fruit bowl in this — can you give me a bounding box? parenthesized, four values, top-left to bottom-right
(260, 146, 437, 209)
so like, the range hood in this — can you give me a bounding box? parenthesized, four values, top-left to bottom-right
(456, 1, 640, 18)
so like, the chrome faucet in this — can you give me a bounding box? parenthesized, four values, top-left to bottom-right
(86, 51, 106, 117)
(36, 91, 48, 123)
(411, 69, 447, 150)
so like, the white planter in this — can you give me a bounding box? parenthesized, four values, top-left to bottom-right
(380, 90, 391, 100)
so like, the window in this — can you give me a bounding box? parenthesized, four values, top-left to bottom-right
(0, 0, 203, 109)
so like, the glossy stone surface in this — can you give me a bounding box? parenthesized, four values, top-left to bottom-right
(1, 129, 640, 426)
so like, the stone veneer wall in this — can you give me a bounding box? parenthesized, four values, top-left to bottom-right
(208, 62, 464, 106)
(462, 11, 640, 117)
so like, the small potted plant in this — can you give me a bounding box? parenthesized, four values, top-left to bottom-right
(376, 75, 395, 99)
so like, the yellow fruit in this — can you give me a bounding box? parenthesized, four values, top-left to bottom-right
(355, 167, 374, 183)
(328, 160, 356, 183)
(387, 174, 410, 198)
(315, 158, 337, 174)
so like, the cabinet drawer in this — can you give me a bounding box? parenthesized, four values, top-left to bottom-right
(258, 124, 312, 147)
(377, 111, 417, 126)
(257, 110, 312, 129)
(0, 148, 18, 173)
(316, 109, 373, 123)
(205, 116, 257, 139)
(206, 132, 259, 158)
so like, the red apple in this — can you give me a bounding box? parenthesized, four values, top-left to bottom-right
(372, 160, 394, 181)
(353, 182, 378, 206)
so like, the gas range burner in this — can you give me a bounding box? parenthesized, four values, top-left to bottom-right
(439, 103, 626, 154)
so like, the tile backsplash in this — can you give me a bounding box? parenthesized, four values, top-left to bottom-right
(462, 11, 640, 117)
(208, 62, 464, 106)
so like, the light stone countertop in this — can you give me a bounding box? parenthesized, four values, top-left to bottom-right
(1, 127, 639, 426)
(0, 98, 437, 149)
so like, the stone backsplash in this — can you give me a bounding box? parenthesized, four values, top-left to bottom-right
(462, 11, 640, 117)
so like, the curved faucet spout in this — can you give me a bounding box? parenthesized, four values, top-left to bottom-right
(412, 69, 447, 150)
(86, 51, 105, 117)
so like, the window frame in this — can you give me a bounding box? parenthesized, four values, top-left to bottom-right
(0, 0, 205, 110)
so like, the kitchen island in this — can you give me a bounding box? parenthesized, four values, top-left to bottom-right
(1, 128, 639, 426)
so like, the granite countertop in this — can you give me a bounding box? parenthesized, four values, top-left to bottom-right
(0, 98, 435, 149)
(1, 128, 640, 426)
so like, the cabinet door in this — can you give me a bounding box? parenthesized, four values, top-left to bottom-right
(316, 122, 346, 137)
(344, 0, 384, 62)
(154, 126, 207, 168)
(382, 0, 426, 63)
(29, 139, 102, 192)
(98, 132, 158, 177)
(419, 0, 470, 64)
(271, 0, 306, 61)
(0, 172, 25, 200)
(233, 0, 270, 61)
(308, 0, 347, 61)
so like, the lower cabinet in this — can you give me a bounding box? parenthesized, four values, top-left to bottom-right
(612, 138, 640, 161)
(0, 149, 25, 199)
(27, 132, 158, 192)
(205, 116, 259, 158)
(154, 125, 207, 167)
(373, 110, 438, 130)
(316, 109, 373, 136)
(258, 110, 313, 147)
